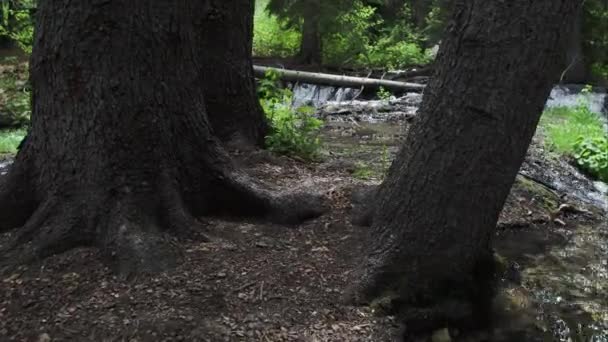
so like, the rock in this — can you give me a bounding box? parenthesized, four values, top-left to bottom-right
(38, 333, 51, 342)
(431, 328, 451, 342)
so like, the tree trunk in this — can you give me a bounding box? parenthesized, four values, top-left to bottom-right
(350, 0, 581, 335)
(297, 10, 322, 65)
(200, 0, 269, 148)
(561, 5, 588, 83)
(0, 1, 324, 276)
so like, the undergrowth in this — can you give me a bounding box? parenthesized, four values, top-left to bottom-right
(258, 69, 322, 160)
(0, 58, 31, 128)
(0, 128, 26, 154)
(253, 0, 300, 58)
(541, 88, 608, 182)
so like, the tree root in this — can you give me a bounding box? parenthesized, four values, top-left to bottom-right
(346, 248, 497, 338)
(207, 171, 328, 224)
(0, 163, 37, 233)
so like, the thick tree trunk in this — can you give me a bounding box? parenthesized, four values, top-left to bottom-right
(200, 0, 269, 148)
(297, 10, 322, 65)
(0, 1, 324, 275)
(350, 0, 581, 335)
(562, 6, 588, 83)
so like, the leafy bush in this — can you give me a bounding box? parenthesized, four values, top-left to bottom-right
(322, 1, 431, 69)
(0, 127, 25, 154)
(0, 0, 34, 54)
(258, 69, 323, 160)
(253, 0, 300, 57)
(542, 89, 608, 182)
(591, 62, 608, 80)
(573, 136, 608, 182)
(376, 86, 392, 101)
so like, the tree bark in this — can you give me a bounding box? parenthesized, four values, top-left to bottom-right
(561, 5, 588, 83)
(200, 0, 269, 148)
(297, 7, 322, 65)
(0, 1, 324, 276)
(350, 0, 582, 335)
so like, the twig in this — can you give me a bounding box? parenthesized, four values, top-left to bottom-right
(232, 281, 256, 293)
(259, 281, 264, 301)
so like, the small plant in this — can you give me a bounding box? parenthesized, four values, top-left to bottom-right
(0, 0, 34, 54)
(542, 91, 605, 155)
(541, 86, 608, 182)
(376, 86, 392, 101)
(0, 128, 26, 154)
(380, 144, 390, 176)
(352, 162, 374, 180)
(573, 136, 608, 182)
(253, 0, 300, 57)
(258, 69, 323, 160)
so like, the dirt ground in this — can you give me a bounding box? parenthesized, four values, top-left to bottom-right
(0, 147, 605, 342)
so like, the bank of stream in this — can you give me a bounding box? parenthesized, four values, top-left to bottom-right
(311, 84, 608, 341)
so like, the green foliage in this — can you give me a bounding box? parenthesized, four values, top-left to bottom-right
(258, 69, 323, 160)
(591, 62, 608, 80)
(352, 162, 374, 180)
(0, 60, 31, 127)
(376, 86, 391, 101)
(253, 0, 300, 57)
(583, 0, 608, 81)
(0, 0, 34, 54)
(542, 89, 605, 156)
(323, 1, 431, 69)
(573, 136, 608, 182)
(541, 88, 608, 181)
(0, 127, 25, 154)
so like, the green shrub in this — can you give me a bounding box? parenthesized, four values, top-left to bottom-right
(591, 62, 608, 80)
(0, 0, 34, 54)
(322, 1, 430, 69)
(258, 69, 323, 160)
(376, 86, 392, 101)
(253, 0, 300, 57)
(573, 136, 608, 182)
(541, 88, 608, 182)
(0, 127, 26, 154)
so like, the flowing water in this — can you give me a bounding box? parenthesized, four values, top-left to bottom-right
(298, 82, 608, 341)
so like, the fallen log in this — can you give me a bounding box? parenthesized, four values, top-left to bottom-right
(253, 65, 426, 92)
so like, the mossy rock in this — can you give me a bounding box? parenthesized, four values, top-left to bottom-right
(513, 175, 560, 211)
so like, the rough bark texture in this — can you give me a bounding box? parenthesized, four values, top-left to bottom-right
(562, 6, 588, 83)
(0, 1, 324, 276)
(297, 8, 322, 65)
(201, 0, 269, 148)
(351, 0, 582, 335)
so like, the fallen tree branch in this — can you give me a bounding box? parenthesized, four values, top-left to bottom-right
(253, 66, 426, 92)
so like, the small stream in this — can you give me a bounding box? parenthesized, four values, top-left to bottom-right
(299, 82, 608, 341)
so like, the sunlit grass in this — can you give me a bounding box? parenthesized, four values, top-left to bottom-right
(540, 105, 606, 155)
(0, 128, 26, 154)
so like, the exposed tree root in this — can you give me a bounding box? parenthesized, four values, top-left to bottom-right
(346, 247, 497, 338)
(0, 163, 37, 233)
(0, 169, 327, 276)
(207, 172, 328, 224)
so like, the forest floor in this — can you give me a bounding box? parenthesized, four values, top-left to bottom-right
(1, 130, 607, 341)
